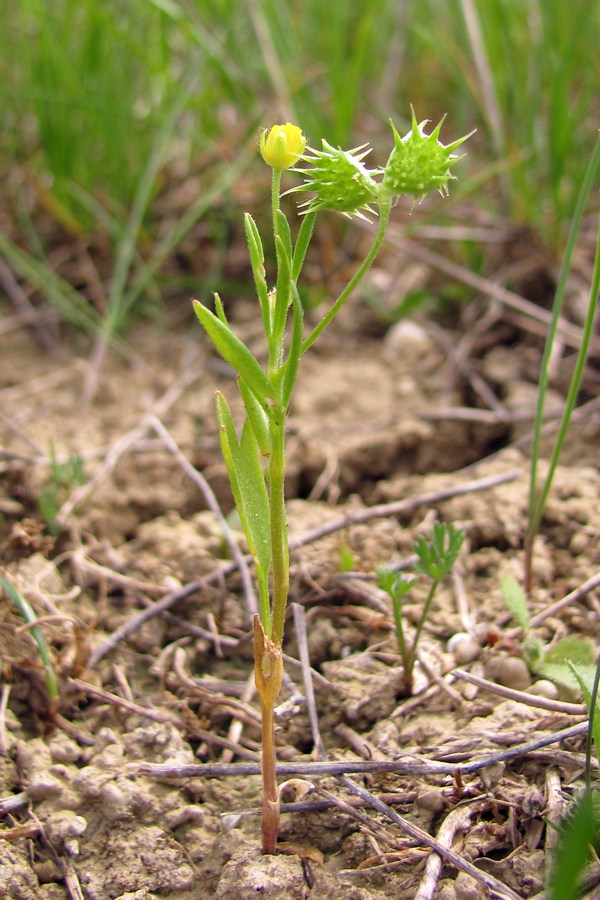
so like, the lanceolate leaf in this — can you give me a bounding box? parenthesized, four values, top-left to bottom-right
(215, 392, 272, 591)
(239, 420, 272, 578)
(213, 292, 228, 325)
(568, 660, 600, 769)
(238, 376, 271, 457)
(548, 790, 596, 900)
(500, 575, 531, 632)
(275, 208, 293, 264)
(292, 211, 316, 282)
(282, 290, 304, 409)
(244, 213, 271, 335)
(194, 300, 276, 401)
(272, 233, 292, 346)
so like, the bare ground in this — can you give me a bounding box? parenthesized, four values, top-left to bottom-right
(1, 254, 599, 900)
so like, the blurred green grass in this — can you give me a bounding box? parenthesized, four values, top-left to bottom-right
(1, 0, 598, 338)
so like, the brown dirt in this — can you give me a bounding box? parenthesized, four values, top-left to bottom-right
(1, 277, 599, 899)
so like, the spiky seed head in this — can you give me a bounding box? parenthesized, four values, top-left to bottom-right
(381, 108, 473, 202)
(290, 140, 381, 220)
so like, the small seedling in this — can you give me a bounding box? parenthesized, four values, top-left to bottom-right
(377, 521, 465, 695)
(0, 572, 59, 713)
(38, 446, 87, 535)
(194, 115, 471, 851)
(501, 575, 595, 691)
(547, 654, 600, 898)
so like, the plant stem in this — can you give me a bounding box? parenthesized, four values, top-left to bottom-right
(392, 597, 410, 685)
(300, 198, 392, 355)
(269, 408, 289, 646)
(525, 134, 600, 592)
(259, 692, 280, 853)
(404, 580, 439, 693)
(271, 168, 282, 227)
(253, 616, 283, 853)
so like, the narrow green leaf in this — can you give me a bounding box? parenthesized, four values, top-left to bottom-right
(273, 233, 292, 346)
(547, 790, 596, 900)
(568, 660, 600, 774)
(238, 376, 271, 457)
(215, 392, 244, 517)
(213, 292, 228, 326)
(281, 289, 304, 409)
(538, 636, 594, 692)
(0, 573, 59, 703)
(193, 300, 276, 401)
(215, 394, 272, 603)
(239, 420, 272, 577)
(292, 211, 317, 282)
(244, 213, 271, 335)
(275, 208, 293, 264)
(500, 575, 531, 631)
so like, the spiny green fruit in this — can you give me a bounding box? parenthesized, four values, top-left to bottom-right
(381, 108, 473, 202)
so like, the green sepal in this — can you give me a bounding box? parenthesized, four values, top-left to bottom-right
(292, 211, 316, 282)
(244, 213, 271, 335)
(215, 393, 272, 594)
(193, 300, 276, 402)
(281, 289, 304, 409)
(238, 375, 271, 457)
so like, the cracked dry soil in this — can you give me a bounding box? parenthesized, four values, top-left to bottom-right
(0, 300, 599, 899)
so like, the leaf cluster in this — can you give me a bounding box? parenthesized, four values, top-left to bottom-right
(377, 521, 465, 695)
(412, 521, 464, 580)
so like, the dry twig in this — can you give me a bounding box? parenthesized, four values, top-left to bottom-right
(147, 414, 258, 621)
(134, 720, 589, 780)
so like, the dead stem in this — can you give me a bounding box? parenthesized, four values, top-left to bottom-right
(69, 678, 182, 726)
(288, 469, 519, 551)
(414, 802, 484, 900)
(393, 230, 591, 352)
(453, 668, 586, 714)
(0, 682, 11, 755)
(528, 570, 600, 628)
(147, 414, 258, 621)
(337, 774, 522, 900)
(134, 721, 589, 781)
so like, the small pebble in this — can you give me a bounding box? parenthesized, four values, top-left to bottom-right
(384, 319, 435, 359)
(416, 787, 445, 814)
(529, 679, 559, 700)
(570, 531, 590, 555)
(454, 871, 484, 899)
(100, 779, 138, 822)
(26, 772, 65, 802)
(486, 655, 532, 691)
(44, 811, 87, 855)
(447, 632, 481, 665)
(48, 735, 82, 764)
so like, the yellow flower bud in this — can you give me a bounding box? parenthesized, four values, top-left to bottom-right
(260, 123, 306, 170)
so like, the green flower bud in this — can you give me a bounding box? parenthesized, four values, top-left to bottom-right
(381, 109, 473, 202)
(291, 141, 381, 220)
